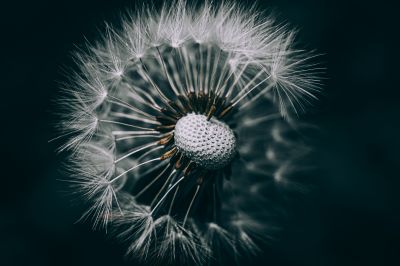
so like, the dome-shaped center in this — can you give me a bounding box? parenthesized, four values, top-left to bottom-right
(174, 113, 236, 170)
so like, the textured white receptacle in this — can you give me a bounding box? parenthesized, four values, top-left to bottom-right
(174, 113, 236, 170)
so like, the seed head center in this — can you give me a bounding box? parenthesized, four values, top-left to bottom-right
(174, 113, 236, 170)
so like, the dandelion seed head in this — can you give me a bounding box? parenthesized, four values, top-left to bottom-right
(55, 0, 323, 264)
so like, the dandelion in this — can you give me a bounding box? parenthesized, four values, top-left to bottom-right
(56, 1, 322, 264)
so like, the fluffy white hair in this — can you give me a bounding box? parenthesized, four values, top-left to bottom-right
(56, 0, 322, 265)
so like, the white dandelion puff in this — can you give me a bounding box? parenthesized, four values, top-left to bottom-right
(156, 216, 210, 265)
(65, 141, 118, 228)
(115, 205, 156, 258)
(55, 0, 322, 265)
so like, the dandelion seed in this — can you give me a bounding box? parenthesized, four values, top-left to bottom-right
(55, 0, 322, 264)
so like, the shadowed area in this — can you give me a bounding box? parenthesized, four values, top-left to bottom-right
(1, 0, 395, 266)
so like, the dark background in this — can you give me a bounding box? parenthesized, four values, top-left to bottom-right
(1, 0, 396, 265)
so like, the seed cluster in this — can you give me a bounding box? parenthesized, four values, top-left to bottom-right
(155, 91, 237, 181)
(57, 1, 322, 263)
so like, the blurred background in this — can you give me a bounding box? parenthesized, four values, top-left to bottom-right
(1, 0, 395, 265)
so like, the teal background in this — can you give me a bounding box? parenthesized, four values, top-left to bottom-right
(1, 0, 395, 265)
